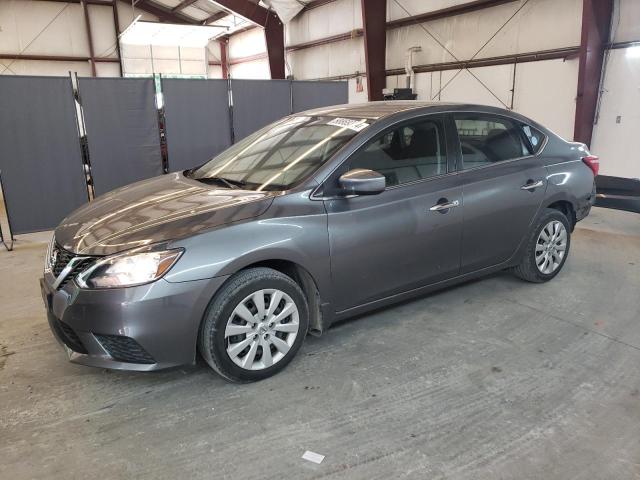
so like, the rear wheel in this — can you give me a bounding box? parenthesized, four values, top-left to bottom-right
(512, 208, 571, 283)
(198, 267, 309, 383)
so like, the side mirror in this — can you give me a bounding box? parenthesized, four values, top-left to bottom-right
(338, 169, 386, 196)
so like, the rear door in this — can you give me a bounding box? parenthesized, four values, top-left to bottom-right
(323, 115, 463, 312)
(452, 113, 547, 273)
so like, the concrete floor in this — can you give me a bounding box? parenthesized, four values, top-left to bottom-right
(1, 207, 639, 479)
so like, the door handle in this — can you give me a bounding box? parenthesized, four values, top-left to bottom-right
(521, 180, 544, 190)
(429, 199, 460, 212)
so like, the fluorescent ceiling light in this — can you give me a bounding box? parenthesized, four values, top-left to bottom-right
(121, 21, 223, 47)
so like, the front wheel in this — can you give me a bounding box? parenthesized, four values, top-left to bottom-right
(512, 208, 571, 283)
(198, 267, 309, 383)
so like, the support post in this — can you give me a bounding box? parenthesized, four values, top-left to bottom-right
(111, 0, 123, 76)
(81, 0, 97, 76)
(264, 20, 285, 79)
(574, 0, 614, 146)
(209, 0, 285, 79)
(220, 40, 229, 79)
(361, 0, 387, 100)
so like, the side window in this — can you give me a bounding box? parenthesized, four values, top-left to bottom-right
(348, 118, 447, 187)
(522, 124, 545, 154)
(454, 115, 529, 169)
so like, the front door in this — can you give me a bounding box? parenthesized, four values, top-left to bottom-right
(324, 115, 463, 312)
(452, 113, 547, 273)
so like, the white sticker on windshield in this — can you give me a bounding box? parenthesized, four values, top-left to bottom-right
(327, 117, 369, 132)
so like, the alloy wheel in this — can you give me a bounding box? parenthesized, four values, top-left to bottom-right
(224, 289, 300, 370)
(535, 220, 567, 274)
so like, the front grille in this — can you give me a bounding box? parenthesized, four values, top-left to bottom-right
(52, 245, 74, 277)
(94, 334, 156, 364)
(51, 244, 95, 288)
(52, 319, 88, 354)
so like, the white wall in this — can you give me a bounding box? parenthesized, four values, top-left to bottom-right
(0, 0, 224, 78)
(228, 27, 270, 79)
(385, 0, 581, 70)
(611, 0, 640, 44)
(590, 0, 640, 178)
(121, 44, 207, 77)
(286, 0, 363, 81)
(279, 0, 584, 128)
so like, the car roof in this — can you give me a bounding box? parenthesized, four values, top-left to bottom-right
(295, 101, 557, 141)
(297, 100, 487, 120)
(298, 101, 448, 120)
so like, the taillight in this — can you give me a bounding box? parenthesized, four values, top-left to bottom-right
(582, 155, 599, 176)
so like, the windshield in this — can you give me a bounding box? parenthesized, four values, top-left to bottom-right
(187, 115, 366, 191)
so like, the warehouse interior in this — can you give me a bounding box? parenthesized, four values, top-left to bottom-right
(1, 0, 639, 478)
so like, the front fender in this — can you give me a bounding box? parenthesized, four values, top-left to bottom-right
(164, 205, 331, 300)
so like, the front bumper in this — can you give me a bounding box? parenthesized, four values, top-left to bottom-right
(41, 272, 229, 371)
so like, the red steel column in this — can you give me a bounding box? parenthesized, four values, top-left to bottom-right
(81, 0, 97, 76)
(361, 0, 387, 100)
(574, 0, 613, 146)
(220, 40, 229, 79)
(264, 19, 285, 79)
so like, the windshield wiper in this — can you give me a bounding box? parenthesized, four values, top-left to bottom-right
(195, 176, 247, 189)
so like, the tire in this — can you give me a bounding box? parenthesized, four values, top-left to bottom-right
(198, 267, 309, 383)
(512, 208, 571, 283)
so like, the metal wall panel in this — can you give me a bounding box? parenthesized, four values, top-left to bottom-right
(79, 78, 163, 196)
(162, 78, 232, 172)
(292, 80, 348, 113)
(231, 79, 292, 141)
(0, 76, 87, 234)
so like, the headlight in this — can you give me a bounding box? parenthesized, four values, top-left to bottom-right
(76, 246, 183, 289)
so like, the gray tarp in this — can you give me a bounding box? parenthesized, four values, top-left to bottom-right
(0, 76, 87, 234)
(231, 79, 292, 141)
(162, 78, 231, 172)
(292, 80, 348, 113)
(79, 78, 163, 196)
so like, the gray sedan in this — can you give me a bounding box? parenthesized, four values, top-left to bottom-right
(41, 101, 597, 382)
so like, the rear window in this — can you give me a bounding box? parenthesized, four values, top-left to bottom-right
(454, 115, 530, 169)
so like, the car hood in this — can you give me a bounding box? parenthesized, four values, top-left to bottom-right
(55, 172, 275, 256)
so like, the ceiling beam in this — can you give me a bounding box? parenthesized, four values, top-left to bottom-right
(361, 0, 387, 100)
(211, 0, 284, 79)
(30, 0, 113, 4)
(202, 11, 229, 25)
(133, 0, 199, 24)
(0, 53, 119, 62)
(574, 0, 614, 146)
(210, 0, 277, 27)
(171, 0, 198, 12)
(301, 0, 338, 11)
(386, 46, 581, 75)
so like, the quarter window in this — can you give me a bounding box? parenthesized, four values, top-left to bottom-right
(522, 124, 545, 153)
(348, 118, 447, 187)
(454, 115, 529, 169)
